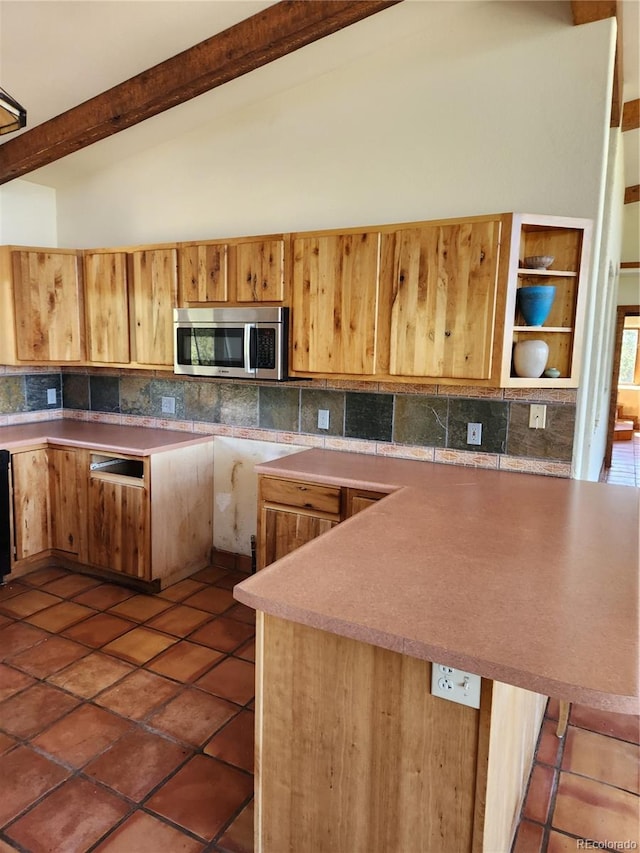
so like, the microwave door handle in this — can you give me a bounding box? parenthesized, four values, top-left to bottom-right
(245, 324, 257, 375)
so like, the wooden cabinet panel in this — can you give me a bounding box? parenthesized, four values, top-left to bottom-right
(261, 477, 342, 514)
(387, 220, 501, 380)
(236, 239, 285, 302)
(178, 243, 228, 303)
(84, 252, 131, 363)
(261, 506, 337, 569)
(11, 250, 83, 362)
(130, 248, 177, 366)
(11, 449, 49, 559)
(344, 488, 388, 518)
(88, 476, 148, 578)
(291, 232, 381, 374)
(48, 448, 81, 555)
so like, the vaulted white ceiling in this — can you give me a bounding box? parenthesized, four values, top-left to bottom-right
(0, 0, 638, 191)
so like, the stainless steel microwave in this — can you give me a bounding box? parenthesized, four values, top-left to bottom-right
(173, 306, 288, 380)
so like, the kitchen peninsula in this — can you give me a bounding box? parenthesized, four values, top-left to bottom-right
(234, 449, 639, 852)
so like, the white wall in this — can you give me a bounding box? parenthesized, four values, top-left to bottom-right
(51, 1, 614, 248)
(213, 437, 304, 556)
(0, 179, 57, 245)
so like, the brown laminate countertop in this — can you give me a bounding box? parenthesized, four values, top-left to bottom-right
(0, 420, 212, 455)
(234, 449, 640, 714)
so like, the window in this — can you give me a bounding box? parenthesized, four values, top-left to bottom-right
(619, 327, 640, 385)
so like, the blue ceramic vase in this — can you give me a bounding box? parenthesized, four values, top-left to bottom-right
(517, 285, 556, 326)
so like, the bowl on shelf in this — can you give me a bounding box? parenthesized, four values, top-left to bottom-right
(523, 255, 554, 270)
(517, 284, 556, 326)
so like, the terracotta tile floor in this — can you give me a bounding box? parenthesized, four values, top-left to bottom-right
(606, 431, 640, 487)
(1, 564, 639, 852)
(513, 699, 640, 852)
(0, 565, 255, 853)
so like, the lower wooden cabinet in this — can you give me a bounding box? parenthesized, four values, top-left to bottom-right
(88, 461, 149, 579)
(257, 476, 389, 569)
(11, 449, 50, 560)
(257, 476, 342, 570)
(9, 439, 214, 589)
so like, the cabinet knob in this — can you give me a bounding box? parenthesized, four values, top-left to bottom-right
(444, 330, 451, 337)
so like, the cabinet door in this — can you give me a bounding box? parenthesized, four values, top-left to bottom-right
(84, 252, 131, 363)
(11, 449, 49, 560)
(236, 239, 285, 302)
(344, 488, 388, 518)
(49, 448, 80, 555)
(88, 478, 148, 578)
(178, 243, 228, 304)
(387, 220, 501, 379)
(260, 505, 337, 569)
(11, 251, 83, 362)
(291, 232, 381, 375)
(130, 248, 178, 365)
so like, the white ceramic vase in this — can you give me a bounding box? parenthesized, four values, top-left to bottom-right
(513, 340, 549, 378)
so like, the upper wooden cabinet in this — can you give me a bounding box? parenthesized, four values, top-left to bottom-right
(130, 248, 178, 366)
(382, 219, 501, 380)
(291, 231, 381, 375)
(178, 243, 228, 303)
(178, 236, 286, 306)
(83, 246, 177, 368)
(0, 247, 83, 364)
(84, 251, 131, 364)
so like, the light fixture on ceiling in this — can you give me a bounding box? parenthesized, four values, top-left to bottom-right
(0, 88, 27, 136)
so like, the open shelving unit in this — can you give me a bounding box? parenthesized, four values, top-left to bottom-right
(501, 214, 593, 388)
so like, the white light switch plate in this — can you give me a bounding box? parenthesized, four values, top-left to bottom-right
(529, 404, 547, 429)
(431, 663, 481, 709)
(317, 409, 330, 430)
(466, 423, 482, 445)
(47, 388, 57, 405)
(161, 396, 176, 415)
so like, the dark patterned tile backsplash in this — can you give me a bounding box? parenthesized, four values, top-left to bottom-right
(393, 395, 447, 447)
(89, 375, 120, 413)
(345, 392, 393, 442)
(25, 374, 61, 411)
(0, 376, 26, 413)
(300, 389, 345, 436)
(188, 382, 258, 427)
(62, 373, 89, 410)
(447, 398, 508, 454)
(259, 386, 300, 432)
(507, 402, 575, 462)
(5, 370, 577, 464)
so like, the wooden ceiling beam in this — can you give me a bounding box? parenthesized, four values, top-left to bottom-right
(571, 0, 622, 127)
(622, 99, 640, 132)
(0, 0, 401, 186)
(624, 185, 640, 204)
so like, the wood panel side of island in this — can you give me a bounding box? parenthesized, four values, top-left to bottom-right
(256, 614, 481, 853)
(255, 613, 546, 853)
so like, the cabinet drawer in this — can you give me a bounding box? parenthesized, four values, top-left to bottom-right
(261, 477, 341, 514)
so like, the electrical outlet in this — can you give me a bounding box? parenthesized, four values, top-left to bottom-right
(466, 422, 482, 445)
(161, 396, 176, 415)
(529, 404, 547, 429)
(317, 409, 330, 430)
(431, 663, 481, 709)
(46, 388, 57, 405)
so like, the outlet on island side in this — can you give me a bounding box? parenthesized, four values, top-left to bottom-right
(466, 422, 482, 446)
(431, 663, 481, 709)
